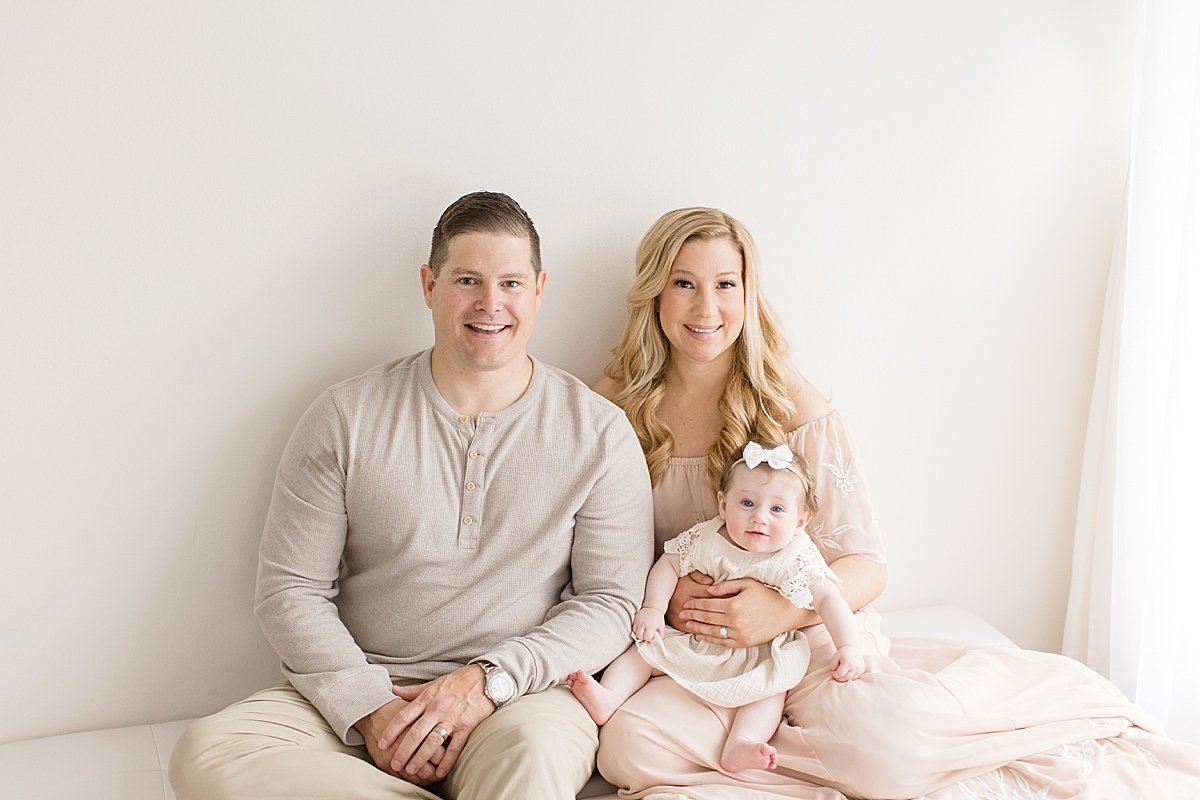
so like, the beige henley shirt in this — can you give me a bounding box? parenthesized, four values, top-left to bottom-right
(254, 349, 653, 744)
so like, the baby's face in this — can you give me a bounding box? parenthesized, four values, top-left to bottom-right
(717, 466, 808, 554)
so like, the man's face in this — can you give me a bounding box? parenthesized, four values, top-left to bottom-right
(421, 231, 546, 375)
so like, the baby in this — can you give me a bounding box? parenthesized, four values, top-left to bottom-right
(568, 440, 866, 772)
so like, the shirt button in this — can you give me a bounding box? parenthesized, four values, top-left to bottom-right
(463, 516, 474, 525)
(458, 415, 469, 424)
(469, 450, 479, 459)
(466, 482, 476, 491)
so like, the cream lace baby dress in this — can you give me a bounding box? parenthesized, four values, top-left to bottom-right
(636, 517, 838, 708)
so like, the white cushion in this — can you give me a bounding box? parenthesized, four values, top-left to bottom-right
(0, 721, 186, 800)
(880, 603, 1016, 647)
(0, 606, 1013, 800)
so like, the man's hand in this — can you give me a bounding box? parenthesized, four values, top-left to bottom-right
(353, 699, 441, 785)
(380, 665, 495, 780)
(677, 577, 814, 647)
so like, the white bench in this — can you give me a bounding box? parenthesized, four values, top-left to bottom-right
(0, 605, 1015, 800)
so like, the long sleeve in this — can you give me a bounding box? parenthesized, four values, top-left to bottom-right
(474, 412, 653, 694)
(254, 391, 396, 745)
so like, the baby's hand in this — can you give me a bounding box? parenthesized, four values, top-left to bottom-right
(831, 645, 866, 682)
(632, 607, 666, 642)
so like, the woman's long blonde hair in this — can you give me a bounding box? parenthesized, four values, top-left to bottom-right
(605, 207, 797, 491)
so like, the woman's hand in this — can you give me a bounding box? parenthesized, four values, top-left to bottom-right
(666, 571, 715, 630)
(678, 577, 815, 647)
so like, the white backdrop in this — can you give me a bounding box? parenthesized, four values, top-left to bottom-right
(0, 1, 1134, 743)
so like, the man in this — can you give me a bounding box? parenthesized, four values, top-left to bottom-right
(170, 191, 653, 799)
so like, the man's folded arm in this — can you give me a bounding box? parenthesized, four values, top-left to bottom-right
(475, 418, 653, 696)
(253, 391, 395, 745)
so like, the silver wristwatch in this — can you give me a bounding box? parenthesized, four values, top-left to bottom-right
(478, 660, 517, 708)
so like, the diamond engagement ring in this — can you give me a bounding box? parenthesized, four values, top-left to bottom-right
(719, 625, 729, 639)
(428, 725, 450, 745)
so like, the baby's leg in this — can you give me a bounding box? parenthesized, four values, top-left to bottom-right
(719, 693, 784, 772)
(567, 646, 654, 725)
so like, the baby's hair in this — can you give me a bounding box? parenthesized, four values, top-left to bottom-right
(720, 439, 820, 517)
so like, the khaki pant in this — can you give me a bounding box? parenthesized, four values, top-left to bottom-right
(169, 682, 598, 800)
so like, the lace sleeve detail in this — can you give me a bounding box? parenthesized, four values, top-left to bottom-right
(787, 410, 886, 565)
(779, 534, 840, 610)
(663, 520, 709, 577)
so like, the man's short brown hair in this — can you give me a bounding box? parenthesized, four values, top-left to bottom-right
(428, 191, 541, 276)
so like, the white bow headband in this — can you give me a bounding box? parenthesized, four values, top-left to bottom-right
(738, 441, 795, 471)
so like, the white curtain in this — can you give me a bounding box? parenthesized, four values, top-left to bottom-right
(1064, 0, 1200, 744)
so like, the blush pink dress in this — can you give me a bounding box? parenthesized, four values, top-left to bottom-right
(597, 411, 1200, 800)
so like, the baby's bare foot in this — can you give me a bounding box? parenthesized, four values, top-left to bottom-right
(720, 738, 778, 772)
(566, 669, 620, 725)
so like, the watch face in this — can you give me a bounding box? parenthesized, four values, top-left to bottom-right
(489, 671, 517, 702)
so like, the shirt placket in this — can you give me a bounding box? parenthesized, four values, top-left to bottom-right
(457, 413, 491, 549)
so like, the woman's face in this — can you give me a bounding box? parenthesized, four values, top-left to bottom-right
(657, 237, 746, 368)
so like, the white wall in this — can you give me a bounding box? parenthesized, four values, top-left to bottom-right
(0, 1, 1134, 743)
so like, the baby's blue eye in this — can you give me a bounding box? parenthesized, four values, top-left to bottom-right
(771, 505, 785, 513)
(740, 499, 754, 508)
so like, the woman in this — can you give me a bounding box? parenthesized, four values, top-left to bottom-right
(593, 208, 1200, 799)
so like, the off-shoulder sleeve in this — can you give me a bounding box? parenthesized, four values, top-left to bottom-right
(779, 535, 839, 610)
(786, 411, 886, 565)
